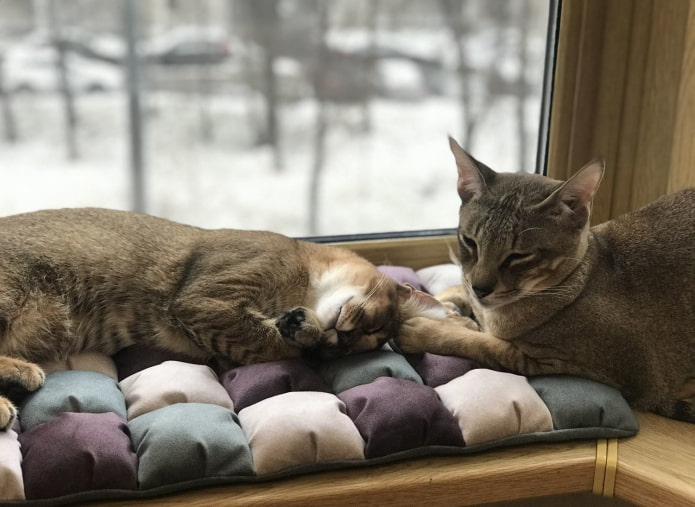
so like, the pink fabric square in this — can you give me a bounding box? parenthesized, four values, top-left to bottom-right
(416, 263, 462, 295)
(40, 352, 119, 381)
(0, 429, 24, 501)
(119, 360, 234, 419)
(238, 391, 365, 474)
(435, 369, 553, 445)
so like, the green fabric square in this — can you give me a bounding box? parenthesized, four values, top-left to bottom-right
(529, 375, 639, 431)
(128, 403, 254, 489)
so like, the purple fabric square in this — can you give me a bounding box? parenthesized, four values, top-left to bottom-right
(19, 412, 137, 500)
(377, 265, 424, 291)
(221, 359, 330, 412)
(112, 344, 207, 380)
(406, 353, 480, 387)
(339, 377, 465, 458)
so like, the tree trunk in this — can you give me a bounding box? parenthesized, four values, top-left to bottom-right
(308, 3, 330, 236)
(49, 0, 78, 160)
(123, 0, 146, 213)
(439, 0, 476, 151)
(196, 4, 213, 143)
(0, 57, 18, 142)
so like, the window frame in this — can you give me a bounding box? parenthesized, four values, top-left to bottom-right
(548, 0, 695, 225)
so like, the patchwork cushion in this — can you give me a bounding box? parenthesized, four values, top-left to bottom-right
(2, 263, 640, 503)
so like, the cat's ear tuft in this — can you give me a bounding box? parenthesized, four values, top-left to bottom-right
(398, 284, 448, 321)
(563, 159, 604, 207)
(449, 136, 486, 202)
(545, 159, 604, 227)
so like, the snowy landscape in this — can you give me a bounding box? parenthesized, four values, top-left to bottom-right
(0, 1, 549, 238)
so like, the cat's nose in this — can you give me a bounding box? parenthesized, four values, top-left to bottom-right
(472, 285, 494, 300)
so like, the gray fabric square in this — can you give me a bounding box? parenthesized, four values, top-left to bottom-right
(317, 349, 423, 393)
(20, 370, 127, 431)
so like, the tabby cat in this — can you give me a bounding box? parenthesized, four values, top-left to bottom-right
(398, 137, 695, 423)
(0, 208, 441, 430)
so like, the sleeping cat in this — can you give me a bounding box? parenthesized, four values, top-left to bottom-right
(397, 137, 695, 423)
(0, 207, 441, 431)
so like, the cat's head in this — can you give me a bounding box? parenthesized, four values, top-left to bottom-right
(313, 270, 448, 359)
(449, 136, 604, 309)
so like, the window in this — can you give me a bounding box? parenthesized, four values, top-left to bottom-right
(0, 0, 556, 237)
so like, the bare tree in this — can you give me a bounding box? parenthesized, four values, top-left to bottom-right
(195, 2, 214, 143)
(361, 0, 380, 133)
(438, 0, 482, 152)
(307, 2, 330, 236)
(48, 0, 79, 160)
(236, 0, 283, 170)
(0, 55, 18, 142)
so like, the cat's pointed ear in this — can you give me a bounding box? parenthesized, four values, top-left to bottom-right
(542, 159, 604, 227)
(449, 136, 490, 202)
(397, 283, 448, 320)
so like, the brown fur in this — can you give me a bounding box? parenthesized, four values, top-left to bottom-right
(397, 137, 695, 423)
(0, 208, 431, 430)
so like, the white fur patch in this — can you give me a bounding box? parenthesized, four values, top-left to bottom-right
(312, 266, 362, 330)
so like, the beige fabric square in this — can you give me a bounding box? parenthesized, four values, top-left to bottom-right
(40, 353, 119, 381)
(238, 391, 365, 475)
(119, 361, 234, 420)
(435, 369, 553, 445)
(0, 429, 24, 501)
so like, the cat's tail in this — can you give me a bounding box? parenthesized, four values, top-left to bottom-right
(655, 399, 695, 424)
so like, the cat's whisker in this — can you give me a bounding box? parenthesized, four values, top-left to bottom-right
(518, 227, 542, 237)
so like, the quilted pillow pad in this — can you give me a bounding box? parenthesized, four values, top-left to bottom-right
(0, 264, 639, 505)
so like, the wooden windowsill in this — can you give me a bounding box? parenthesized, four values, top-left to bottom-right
(614, 412, 695, 507)
(91, 440, 598, 506)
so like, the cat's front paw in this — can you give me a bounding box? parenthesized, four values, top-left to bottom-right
(276, 307, 323, 347)
(0, 397, 17, 432)
(0, 357, 45, 393)
(396, 316, 438, 354)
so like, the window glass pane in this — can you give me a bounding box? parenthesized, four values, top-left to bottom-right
(0, 0, 553, 237)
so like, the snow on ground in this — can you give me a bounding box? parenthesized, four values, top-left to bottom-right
(0, 91, 539, 237)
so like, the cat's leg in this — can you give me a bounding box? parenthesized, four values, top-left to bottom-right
(397, 316, 575, 376)
(653, 398, 695, 423)
(0, 356, 45, 431)
(171, 297, 324, 365)
(435, 285, 476, 319)
(275, 307, 324, 347)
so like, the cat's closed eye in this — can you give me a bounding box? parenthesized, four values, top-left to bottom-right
(365, 324, 385, 335)
(502, 252, 534, 268)
(459, 234, 477, 253)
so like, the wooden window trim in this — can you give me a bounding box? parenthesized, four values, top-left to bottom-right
(548, 0, 695, 224)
